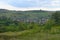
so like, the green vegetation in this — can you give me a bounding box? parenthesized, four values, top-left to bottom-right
(0, 9, 60, 40)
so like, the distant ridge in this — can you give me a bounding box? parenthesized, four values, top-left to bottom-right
(0, 8, 53, 12)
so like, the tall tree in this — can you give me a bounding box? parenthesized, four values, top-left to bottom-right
(52, 11, 60, 25)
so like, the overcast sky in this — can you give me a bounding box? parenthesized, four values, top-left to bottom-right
(0, 0, 60, 11)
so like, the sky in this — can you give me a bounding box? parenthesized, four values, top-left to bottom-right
(0, 0, 60, 11)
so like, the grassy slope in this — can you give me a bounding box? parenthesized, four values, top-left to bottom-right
(1, 32, 60, 40)
(0, 26, 60, 40)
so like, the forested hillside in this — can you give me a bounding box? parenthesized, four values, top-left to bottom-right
(0, 9, 56, 32)
(0, 9, 60, 40)
(0, 9, 54, 23)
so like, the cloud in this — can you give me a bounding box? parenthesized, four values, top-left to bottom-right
(0, 2, 18, 10)
(0, 0, 60, 11)
(40, 0, 60, 10)
(0, 1, 41, 11)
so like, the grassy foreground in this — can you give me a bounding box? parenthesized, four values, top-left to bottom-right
(0, 26, 60, 40)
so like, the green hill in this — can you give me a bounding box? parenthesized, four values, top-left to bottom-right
(0, 9, 55, 18)
(0, 9, 60, 40)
